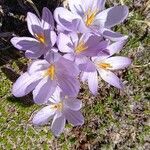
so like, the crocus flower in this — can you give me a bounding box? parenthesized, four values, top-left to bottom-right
(32, 87, 84, 137)
(57, 32, 109, 70)
(80, 40, 131, 94)
(54, 0, 128, 41)
(11, 7, 57, 59)
(12, 52, 80, 104)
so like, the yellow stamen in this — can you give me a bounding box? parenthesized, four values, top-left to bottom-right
(99, 63, 112, 70)
(75, 41, 88, 54)
(85, 9, 97, 26)
(51, 102, 63, 111)
(35, 34, 46, 44)
(45, 65, 55, 80)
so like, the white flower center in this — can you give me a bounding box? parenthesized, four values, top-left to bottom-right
(51, 102, 63, 111)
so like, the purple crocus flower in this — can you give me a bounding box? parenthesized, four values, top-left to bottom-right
(54, 7, 83, 33)
(11, 7, 57, 59)
(54, 0, 128, 41)
(57, 32, 109, 70)
(32, 87, 84, 137)
(12, 52, 80, 104)
(80, 40, 131, 94)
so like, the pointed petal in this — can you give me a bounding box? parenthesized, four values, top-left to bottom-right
(95, 5, 129, 28)
(45, 51, 61, 64)
(88, 71, 98, 95)
(50, 31, 57, 46)
(57, 24, 68, 33)
(56, 57, 79, 77)
(102, 29, 128, 41)
(33, 77, 57, 104)
(57, 75, 80, 97)
(12, 72, 42, 97)
(63, 53, 75, 61)
(42, 7, 54, 30)
(54, 7, 81, 32)
(49, 86, 62, 104)
(51, 115, 66, 137)
(75, 56, 88, 66)
(80, 72, 89, 82)
(57, 33, 74, 53)
(78, 59, 96, 72)
(78, 33, 107, 57)
(11, 37, 39, 51)
(64, 98, 82, 111)
(27, 12, 41, 36)
(11, 37, 45, 59)
(25, 48, 43, 59)
(80, 33, 103, 46)
(68, 0, 85, 16)
(104, 5, 129, 28)
(82, 0, 94, 12)
(92, 55, 107, 64)
(80, 40, 108, 57)
(32, 106, 55, 125)
(28, 59, 49, 75)
(107, 40, 126, 56)
(99, 69, 124, 89)
(96, 0, 106, 10)
(104, 56, 131, 70)
(82, 0, 106, 12)
(43, 30, 57, 47)
(65, 109, 84, 126)
(83, 0, 106, 13)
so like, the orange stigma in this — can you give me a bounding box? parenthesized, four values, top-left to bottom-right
(45, 65, 55, 80)
(99, 63, 112, 70)
(35, 34, 46, 44)
(51, 102, 63, 111)
(85, 9, 98, 26)
(75, 41, 88, 54)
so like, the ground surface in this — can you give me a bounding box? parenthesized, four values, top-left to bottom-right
(0, 0, 150, 149)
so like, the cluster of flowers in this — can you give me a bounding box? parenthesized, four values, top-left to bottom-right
(11, 0, 131, 136)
